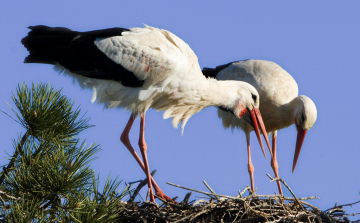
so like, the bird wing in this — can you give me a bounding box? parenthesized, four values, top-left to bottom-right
(202, 61, 237, 79)
(94, 25, 202, 89)
(22, 26, 146, 87)
(22, 25, 202, 89)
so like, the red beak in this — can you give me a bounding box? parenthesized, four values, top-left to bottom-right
(292, 126, 307, 173)
(241, 107, 272, 159)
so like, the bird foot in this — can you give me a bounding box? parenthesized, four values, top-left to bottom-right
(155, 191, 178, 203)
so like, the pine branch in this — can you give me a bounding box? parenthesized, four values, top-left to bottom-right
(5, 83, 93, 142)
(1, 83, 132, 222)
(0, 130, 29, 186)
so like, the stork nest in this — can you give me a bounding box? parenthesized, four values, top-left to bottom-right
(118, 195, 355, 223)
(117, 175, 359, 223)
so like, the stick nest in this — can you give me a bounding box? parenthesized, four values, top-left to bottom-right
(118, 195, 352, 223)
(118, 175, 358, 222)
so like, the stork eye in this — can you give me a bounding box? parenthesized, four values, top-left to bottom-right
(301, 113, 305, 123)
(251, 94, 257, 102)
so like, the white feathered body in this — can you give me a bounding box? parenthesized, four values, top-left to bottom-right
(216, 60, 299, 133)
(52, 26, 248, 131)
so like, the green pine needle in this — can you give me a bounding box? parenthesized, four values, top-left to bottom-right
(8, 83, 93, 142)
(1, 83, 132, 222)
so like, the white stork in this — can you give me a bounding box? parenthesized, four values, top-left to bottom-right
(22, 26, 271, 202)
(203, 60, 317, 195)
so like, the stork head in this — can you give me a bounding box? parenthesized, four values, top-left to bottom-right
(292, 95, 317, 173)
(219, 82, 272, 158)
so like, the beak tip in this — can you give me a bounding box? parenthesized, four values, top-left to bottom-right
(292, 128, 307, 175)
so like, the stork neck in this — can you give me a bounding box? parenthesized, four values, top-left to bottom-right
(257, 96, 302, 133)
(159, 77, 241, 132)
(284, 96, 303, 122)
(200, 79, 238, 108)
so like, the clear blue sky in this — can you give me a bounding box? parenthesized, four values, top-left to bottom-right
(1, 1, 359, 217)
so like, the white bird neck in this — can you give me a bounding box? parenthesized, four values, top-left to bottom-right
(161, 77, 246, 133)
(199, 78, 243, 108)
(258, 96, 302, 133)
(279, 96, 303, 127)
(288, 96, 304, 118)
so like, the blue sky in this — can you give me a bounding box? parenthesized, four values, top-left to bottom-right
(1, 1, 359, 217)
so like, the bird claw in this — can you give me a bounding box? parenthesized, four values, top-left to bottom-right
(155, 191, 178, 203)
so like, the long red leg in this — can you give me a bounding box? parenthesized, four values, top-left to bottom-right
(120, 113, 172, 201)
(138, 114, 155, 202)
(270, 131, 283, 196)
(246, 132, 255, 192)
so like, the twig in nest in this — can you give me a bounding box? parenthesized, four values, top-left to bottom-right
(266, 173, 305, 211)
(323, 200, 360, 212)
(172, 208, 208, 223)
(202, 180, 219, 200)
(181, 192, 192, 206)
(253, 194, 319, 201)
(167, 182, 241, 200)
(192, 199, 209, 206)
(146, 188, 152, 202)
(238, 186, 251, 198)
(128, 170, 157, 202)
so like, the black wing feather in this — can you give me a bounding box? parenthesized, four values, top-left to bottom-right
(22, 25, 144, 87)
(202, 60, 250, 79)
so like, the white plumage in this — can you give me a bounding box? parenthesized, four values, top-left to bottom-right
(56, 26, 202, 128)
(204, 59, 317, 195)
(23, 25, 271, 202)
